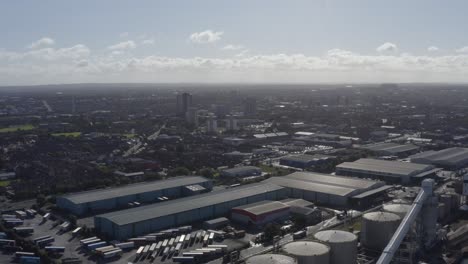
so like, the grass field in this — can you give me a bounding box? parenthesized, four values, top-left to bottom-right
(0, 180, 11, 187)
(51, 132, 82, 137)
(0, 124, 35, 133)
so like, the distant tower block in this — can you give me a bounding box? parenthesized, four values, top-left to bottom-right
(226, 115, 238, 131)
(243, 97, 257, 116)
(185, 107, 199, 126)
(207, 116, 218, 133)
(176, 92, 192, 116)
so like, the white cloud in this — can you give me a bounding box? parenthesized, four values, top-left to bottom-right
(456, 46, 468, 53)
(376, 42, 398, 52)
(107, 40, 136, 50)
(427, 46, 439, 52)
(4, 45, 468, 84)
(29, 37, 55, 49)
(222, 44, 243, 50)
(76, 60, 89, 67)
(141, 39, 155, 45)
(235, 49, 249, 57)
(120, 32, 129, 38)
(189, 30, 223, 44)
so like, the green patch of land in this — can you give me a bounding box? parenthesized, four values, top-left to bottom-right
(0, 124, 35, 133)
(0, 180, 11, 187)
(259, 164, 291, 176)
(123, 133, 137, 138)
(51, 132, 82, 137)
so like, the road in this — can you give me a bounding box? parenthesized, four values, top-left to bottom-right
(147, 123, 166, 140)
(42, 100, 53, 112)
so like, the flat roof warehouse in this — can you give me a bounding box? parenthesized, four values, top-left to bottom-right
(95, 182, 285, 227)
(60, 176, 209, 204)
(94, 182, 286, 239)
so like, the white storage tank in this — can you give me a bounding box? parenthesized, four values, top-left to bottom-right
(361, 212, 401, 250)
(282, 241, 330, 264)
(314, 230, 357, 264)
(246, 254, 296, 264)
(383, 204, 412, 218)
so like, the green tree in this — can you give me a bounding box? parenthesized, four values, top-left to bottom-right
(168, 167, 191, 177)
(197, 168, 214, 178)
(263, 223, 281, 242)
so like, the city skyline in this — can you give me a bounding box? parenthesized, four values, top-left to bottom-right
(1, 0, 468, 85)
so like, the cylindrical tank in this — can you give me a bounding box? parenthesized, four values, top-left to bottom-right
(438, 203, 446, 220)
(246, 254, 296, 264)
(383, 203, 411, 218)
(282, 241, 330, 264)
(314, 230, 357, 264)
(361, 212, 401, 250)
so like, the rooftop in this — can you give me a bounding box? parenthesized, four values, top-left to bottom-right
(222, 166, 261, 174)
(96, 182, 284, 226)
(410, 147, 468, 165)
(61, 176, 210, 204)
(360, 143, 419, 154)
(266, 171, 384, 197)
(233, 200, 289, 216)
(336, 158, 434, 176)
(280, 154, 335, 163)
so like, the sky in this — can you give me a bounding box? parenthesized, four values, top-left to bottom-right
(1, 0, 468, 85)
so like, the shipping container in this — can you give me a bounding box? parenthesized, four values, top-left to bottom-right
(81, 238, 101, 247)
(103, 248, 122, 259)
(45, 246, 65, 253)
(168, 238, 175, 246)
(162, 239, 169, 248)
(36, 237, 55, 247)
(14, 227, 34, 235)
(79, 236, 97, 244)
(33, 235, 51, 243)
(15, 251, 35, 258)
(172, 256, 195, 263)
(72, 227, 81, 236)
(115, 241, 134, 250)
(149, 243, 157, 252)
(87, 241, 107, 250)
(0, 239, 16, 247)
(94, 245, 115, 253)
(20, 256, 41, 264)
(175, 243, 182, 253)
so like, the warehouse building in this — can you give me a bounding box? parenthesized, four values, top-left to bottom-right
(221, 166, 262, 178)
(266, 172, 387, 207)
(57, 176, 212, 216)
(94, 183, 286, 239)
(279, 154, 336, 169)
(409, 147, 468, 170)
(281, 198, 322, 224)
(359, 142, 419, 158)
(231, 200, 290, 226)
(336, 158, 439, 185)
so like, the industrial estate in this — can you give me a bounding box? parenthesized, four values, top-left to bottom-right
(1, 83, 468, 264)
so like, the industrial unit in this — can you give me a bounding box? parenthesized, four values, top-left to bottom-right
(94, 183, 286, 240)
(409, 147, 468, 170)
(57, 176, 213, 216)
(231, 200, 290, 226)
(336, 158, 440, 184)
(359, 142, 420, 158)
(220, 166, 262, 178)
(279, 154, 336, 169)
(266, 171, 388, 207)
